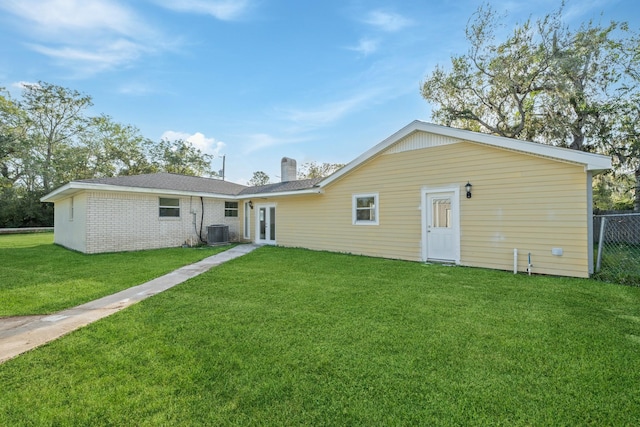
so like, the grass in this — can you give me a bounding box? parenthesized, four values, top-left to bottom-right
(1, 245, 639, 425)
(0, 233, 233, 316)
(594, 242, 640, 286)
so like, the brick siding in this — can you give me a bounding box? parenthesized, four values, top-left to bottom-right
(83, 191, 239, 254)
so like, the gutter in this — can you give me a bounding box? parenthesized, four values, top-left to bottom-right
(42, 182, 324, 203)
(238, 187, 324, 199)
(40, 182, 237, 203)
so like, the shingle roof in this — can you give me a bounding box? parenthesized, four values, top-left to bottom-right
(77, 172, 247, 196)
(238, 178, 323, 196)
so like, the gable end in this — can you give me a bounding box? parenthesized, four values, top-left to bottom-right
(383, 131, 459, 155)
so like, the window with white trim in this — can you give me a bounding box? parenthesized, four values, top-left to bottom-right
(225, 201, 239, 217)
(243, 201, 251, 239)
(353, 193, 379, 225)
(159, 197, 180, 217)
(69, 196, 74, 221)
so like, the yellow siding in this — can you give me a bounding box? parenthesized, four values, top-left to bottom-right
(268, 138, 590, 278)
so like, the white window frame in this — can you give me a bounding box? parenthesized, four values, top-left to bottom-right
(69, 196, 74, 221)
(352, 193, 379, 225)
(159, 197, 180, 218)
(243, 201, 251, 239)
(224, 201, 239, 217)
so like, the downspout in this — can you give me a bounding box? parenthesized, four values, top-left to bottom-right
(191, 197, 199, 243)
(199, 197, 206, 243)
(587, 171, 595, 275)
(192, 212, 198, 243)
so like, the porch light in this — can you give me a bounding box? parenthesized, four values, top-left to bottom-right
(465, 182, 472, 199)
(248, 200, 254, 209)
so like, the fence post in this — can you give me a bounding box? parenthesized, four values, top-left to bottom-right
(595, 216, 607, 273)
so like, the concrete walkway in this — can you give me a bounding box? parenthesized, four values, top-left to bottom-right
(0, 244, 259, 364)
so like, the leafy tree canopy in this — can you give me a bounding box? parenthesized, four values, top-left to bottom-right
(248, 171, 270, 186)
(421, 3, 640, 210)
(147, 139, 216, 177)
(297, 161, 345, 179)
(1, 81, 216, 227)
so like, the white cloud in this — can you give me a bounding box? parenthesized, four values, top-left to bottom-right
(346, 38, 379, 56)
(151, 0, 252, 21)
(161, 130, 225, 156)
(0, 0, 165, 75)
(280, 90, 382, 129)
(1, 0, 150, 39)
(363, 10, 412, 32)
(7, 81, 40, 97)
(117, 82, 156, 95)
(563, 0, 610, 22)
(242, 133, 307, 154)
(0, 0, 251, 76)
(11, 81, 39, 89)
(28, 39, 148, 74)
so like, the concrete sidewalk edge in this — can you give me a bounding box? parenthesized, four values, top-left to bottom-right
(0, 244, 259, 364)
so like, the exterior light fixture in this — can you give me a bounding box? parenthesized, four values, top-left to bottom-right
(248, 200, 254, 209)
(465, 182, 472, 199)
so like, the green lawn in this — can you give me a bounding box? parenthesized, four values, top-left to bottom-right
(1, 245, 639, 425)
(0, 233, 232, 316)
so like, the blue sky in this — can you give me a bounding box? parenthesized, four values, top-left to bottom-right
(0, 0, 637, 184)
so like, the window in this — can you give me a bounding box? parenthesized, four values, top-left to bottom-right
(69, 196, 74, 221)
(225, 201, 239, 217)
(353, 193, 379, 225)
(432, 198, 451, 228)
(159, 197, 180, 217)
(243, 201, 251, 239)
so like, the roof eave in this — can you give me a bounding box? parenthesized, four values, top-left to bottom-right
(318, 120, 612, 187)
(239, 188, 323, 199)
(318, 121, 421, 188)
(41, 182, 240, 202)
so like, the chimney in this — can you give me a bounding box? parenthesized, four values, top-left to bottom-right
(281, 157, 297, 182)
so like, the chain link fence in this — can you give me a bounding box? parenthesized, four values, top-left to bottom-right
(593, 213, 640, 286)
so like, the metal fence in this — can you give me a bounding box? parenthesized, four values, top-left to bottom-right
(593, 213, 640, 286)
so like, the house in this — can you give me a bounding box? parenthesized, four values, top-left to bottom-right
(41, 120, 611, 278)
(40, 173, 247, 254)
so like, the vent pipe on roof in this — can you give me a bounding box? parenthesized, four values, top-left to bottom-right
(281, 157, 297, 182)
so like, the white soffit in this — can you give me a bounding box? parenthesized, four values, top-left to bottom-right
(383, 131, 459, 154)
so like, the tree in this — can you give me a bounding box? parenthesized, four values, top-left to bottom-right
(1, 81, 218, 227)
(80, 115, 154, 178)
(593, 173, 635, 211)
(0, 87, 55, 226)
(0, 89, 27, 187)
(147, 139, 215, 177)
(248, 171, 270, 186)
(297, 161, 345, 179)
(421, 4, 640, 209)
(19, 81, 93, 193)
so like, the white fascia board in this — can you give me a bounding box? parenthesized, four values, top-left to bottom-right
(319, 121, 421, 188)
(40, 182, 74, 202)
(419, 122, 612, 171)
(41, 182, 235, 202)
(319, 120, 611, 188)
(240, 188, 323, 199)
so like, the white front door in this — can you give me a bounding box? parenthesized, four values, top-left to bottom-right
(256, 204, 276, 244)
(424, 189, 460, 262)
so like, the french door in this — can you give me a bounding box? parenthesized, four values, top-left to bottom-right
(256, 204, 276, 244)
